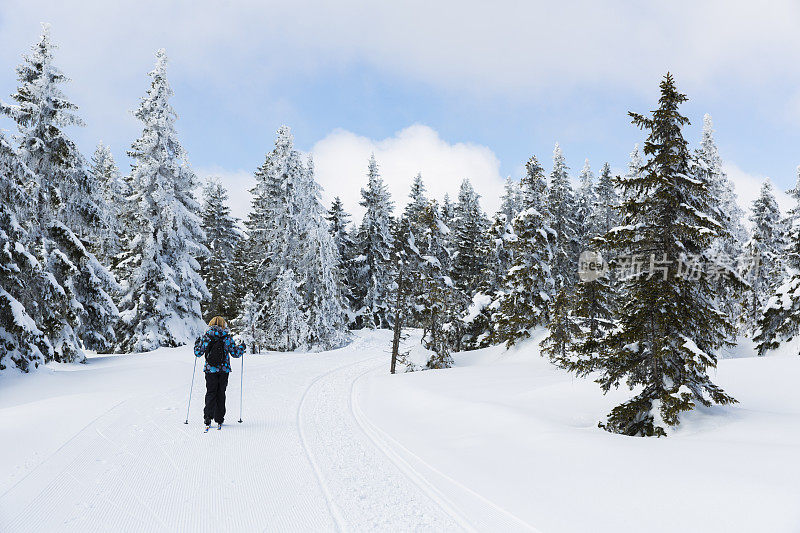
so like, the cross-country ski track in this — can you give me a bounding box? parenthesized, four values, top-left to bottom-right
(4, 329, 800, 532)
(0, 331, 537, 532)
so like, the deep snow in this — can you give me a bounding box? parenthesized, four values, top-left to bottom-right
(1, 330, 798, 532)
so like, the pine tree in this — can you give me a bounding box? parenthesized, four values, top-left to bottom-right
(441, 193, 455, 229)
(547, 257, 616, 376)
(404, 173, 429, 231)
(415, 202, 456, 368)
(744, 180, 785, 333)
(547, 143, 578, 289)
(498, 176, 522, 223)
(354, 155, 395, 328)
(243, 129, 347, 350)
(451, 179, 490, 296)
(200, 178, 240, 320)
(575, 159, 597, 247)
(697, 114, 747, 330)
(754, 170, 800, 355)
(588, 74, 737, 436)
(263, 269, 308, 351)
(0, 133, 55, 371)
(590, 162, 619, 239)
(90, 142, 129, 265)
(300, 155, 348, 349)
(327, 196, 357, 317)
(2, 24, 118, 359)
(492, 156, 555, 346)
(116, 49, 208, 352)
(539, 287, 581, 365)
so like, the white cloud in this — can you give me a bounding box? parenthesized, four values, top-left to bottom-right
(195, 166, 255, 222)
(724, 161, 794, 217)
(3, 1, 800, 106)
(312, 125, 503, 222)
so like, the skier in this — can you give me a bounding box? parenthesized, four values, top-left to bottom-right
(194, 316, 246, 431)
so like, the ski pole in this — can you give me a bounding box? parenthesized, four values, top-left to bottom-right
(184, 356, 198, 424)
(238, 352, 244, 423)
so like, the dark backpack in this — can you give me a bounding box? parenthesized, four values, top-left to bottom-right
(205, 337, 226, 368)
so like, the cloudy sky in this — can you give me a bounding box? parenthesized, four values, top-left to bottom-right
(1, 1, 798, 220)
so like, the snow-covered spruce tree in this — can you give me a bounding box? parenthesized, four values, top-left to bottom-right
(486, 176, 522, 287)
(491, 156, 554, 347)
(696, 114, 748, 329)
(753, 173, 800, 355)
(499, 176, 522, 223)
(398, 174, 431, 327)
(451, 179, 490, 296)
(440, 193, 455, 229)
(592, 74, 737, 436)
(539, 287, 581, 365)
(0, 132, 56, 371)
(90, 142, 129, 265)
(743, 181, 784, 333)
(243, 129, 347, 350)
(546, 143, 579, 289)
(2, 24, 118, 358)
(263, 269, 308, 351)
(575, 159, 597, 247)
(300, 155, 348, 349)
(546, 260, 617, 376)
(354, 154, 395, 329)
(327, 196, 358, 316)
(116, 49, 208, 353)
(415, 202, 456, 368)
(590, 162, 619, 239)
(200, 178, 241, 320)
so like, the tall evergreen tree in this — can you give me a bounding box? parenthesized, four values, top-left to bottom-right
(354, 155, 395, 328)
(300, 155, 348, 348)
(547, 143, 578, 289)
(744, 180, 785, 333)
(590, 162, 619, 239)
(327, 196, 357, 317)
(0, 133, 57, 371)
(575, 159, 597, 246)
(697, 114, 748, 330)
(492, 156, 555, 346)
(264, 269, 308, 351)
(90, 142, 129, 265)
(415, 201, 456, 367)
(116, 49, 208, 352)
(244, 129, 347, 349)
(2, 24, 117, 358)
(200, 178, 240, 320)
(754, 171, 800, 355)
(498, 176, 522, 223)
(451, 179, 490, 296)
(580, 74, 737, 436)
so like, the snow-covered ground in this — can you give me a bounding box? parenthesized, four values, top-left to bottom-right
(1, 330, 798, 532)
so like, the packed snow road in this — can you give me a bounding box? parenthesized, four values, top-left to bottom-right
(0, 331, 482, 532)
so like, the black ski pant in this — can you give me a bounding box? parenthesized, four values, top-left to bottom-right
(203, 371, 229, 424)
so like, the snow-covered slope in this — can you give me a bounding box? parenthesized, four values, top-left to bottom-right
(358, 329, 800, 532)
(1, 330, 798, 532)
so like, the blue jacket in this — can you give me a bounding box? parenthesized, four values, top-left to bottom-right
(194, 326, 245, 373)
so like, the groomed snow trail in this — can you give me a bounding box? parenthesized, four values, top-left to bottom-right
(0, 332, 463, 532)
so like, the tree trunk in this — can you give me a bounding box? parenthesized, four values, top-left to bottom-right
(390, 264, 404, 374)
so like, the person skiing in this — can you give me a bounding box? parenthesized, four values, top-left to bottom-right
(194, 316, 245, 431)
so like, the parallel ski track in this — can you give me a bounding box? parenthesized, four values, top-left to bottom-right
(350, 366, 543, 533)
